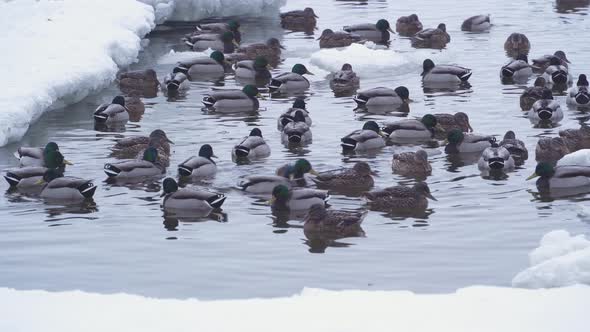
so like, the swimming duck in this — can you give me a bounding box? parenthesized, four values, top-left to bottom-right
(532, 50, 570, 72)
(528, 90, 563, 125)
(312, 162, 374, 190)
(185, 31, 239, 53)
(236, 38, 285, 63)
(202, 85, 260, 110)
(535, 137, 570, 163)
(392, 150, 432, 177)
(15, 142, 72, 168)
(161, 72, 190, 94)
(365, 182, 436, 211)
(567, 74, 590, 106)
(422, 59, 472, 84)
(520, 77, 552, 110)
(232, 128, 270, 159)
(104, 147, 165, 179)
(234, 56, 271, 81)
(161, 177, 226, 211)
(343, 19, 394, 43)
(93, 96, 129, 124)
(341, 121, 386, 152)
(499, 130, 529, 162)
(238, 159, 317, 194)
(268, 64, 313, 93)
(303, 204, 366, 236)
(411, 23, 450, 49)
(504, 33, 531, 57)
(433, 112, 473, 138)
(445, 129, 493, 154)
(395, 14, 423, 36)
(317, 29, 362, 48)
(172, 51, 230, 79)
(110, 129, 173, 160)
(281, 110, 312, 144)
(477, 141, 515, 173)
(4, 166, 62, 189)
(500, 55, 532, 81)
(461, 15, 491, 32)
(37, 168, 96, 201)
(280, 7, 318, 31)
(277, 98, 312, 131)
(193, 20, 241, 43)
(270, 184, 330, 212)
(275, 158, 318, 181)
(353, 86, 410, 108)
(329, 64, 360, 95)
(382, 114, 439, 140)
(178, 144, 217, 178)
(528, 154, 590, 189)
(542, 57, 572, 86)
(559, 125, 590, 151)
(117, 69, 159, 98)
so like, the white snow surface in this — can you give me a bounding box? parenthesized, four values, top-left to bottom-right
(1, 285, 589, 331)
(512, 230, 590, 288)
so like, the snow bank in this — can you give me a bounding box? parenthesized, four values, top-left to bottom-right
(1, 286, 588, 331)
(512, 230, 590, 288)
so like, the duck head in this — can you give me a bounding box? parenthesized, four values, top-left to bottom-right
(341, 63, 353, 71)
(527, 163, 555, 180)
(533, 77, 546, 87)
(150, 129, 174, 144)
(394, 86, 410, 102)
(376, 19, 394, 33)
(242, 85, 260, 98)
(111, 96, 126, 107)
(317, 29, 333, 40)
(363, 121, 384, 136)
(454, 112, 473, 132)
(44, 150, 71, 168)
(422, 59, 435, 76)
(554, 50, 570, 64)
(209, 51, 226, 65)
(446, 129, 465, 148)
(221, 31, 239, 48)
(353, 161, 372, 176)
(292, 64, 314, 75)
(577, 74, 588, 87)
(293, 97, 306, 110)
(420, 114, 438, 131)
(253, 56, 270, 70)
(270, 184, 290, 206)
(304, 7, 318, 18)
(228, 20, 240, 31)
(414, 182, 437, 201)
(267, 38, 285, 50)
(437, 23, 447, 32)
(44, 142, 59, 152)
(161, 177, 179, 197)
(199, 144, 217, 160)
(249, 128, 263, 137)
(292, 158, 318, 179)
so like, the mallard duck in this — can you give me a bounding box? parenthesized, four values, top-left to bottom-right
(236, 38, 285, 63)
(445, 129, 493, 154)
(194, 20, 241, 43)
(235, 56, 271, 81)
(280, 7, 318, 31)
(392, 150, 432, 176)
(202, 85, 260, 110)
(461, 15, 491, 32)
(499, 130, 528, 162)
(343, 19, 394, 43)
(411, 23, 450, 49)
(353, 86, 409, 108)
(396, 14, 423, 36)
(567, 74, 590, 106)
(520, 77, 552, 110)
(478, 141, 515, 172)
(532, 50, 570, 72)
(270, 185, 330, 212)
(161, 177, 226, 211)
(281, 110, 312, 144)
(341, 121, 386, 152)
(528, 155, 590, 189)
(104, 147, 165, 179)
(15, 142, 72, 168)
(504, 33, 531, 57)
(110, 129, 173, 159)
(37, 168, 96, 201)
(365, 182, 436, 211)
(559, 125, 590, 151)
(161, 72, 190, 94)
(542, 57, 572, 86)
(123, 97, 145, 122)
(275, 158, 318, 181)
(232, 128, 270, 159)
(317, 29, 362, 48)
(312, 162, 374, 189)
(382, 114, 439, 140)
(535, 137, 570, 163)
(277, 98, 312, 131)
(303, 204, 366, 236)
(433, 112, 473, 138)
(178, 144, 217, 178)
(93, 96, 129, 124)
(528, 90, 563, 124)
(185, 31, 239, 53)
(4, 166, 62, 189)
(329, 64, 360, 95)
(422, 59, 472, 84)
(500, 55, 532, 81)
(268, 64, 313, 93)
(117, 69, 159, 97)
(172, 51, 229, 79)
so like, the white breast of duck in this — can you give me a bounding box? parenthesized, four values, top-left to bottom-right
(567, 74, 590, 106)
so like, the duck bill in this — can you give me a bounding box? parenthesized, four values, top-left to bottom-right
(267, 197, 276, 205)
(526, 173, 539, 181)
(309, 169, 319, 176)
(167, 138, 174, 144)
(212, 154, 219, 159)
(35, 179, 46, 185)
(306, 70, 315, 75)
(232, 40, 240, 48)
(314, 14, 319, 18)
(388, 28, 395, 34)
(279, 45, 286, 50)
(160, 192, 167, 197)
(64, 160, 74, 165)
(266, 64, 273, 70)
(378, 131, 388, 138)
(467, 124, 474, 132)
(426, 193, 437, 201)
(315, 36, 322, 41)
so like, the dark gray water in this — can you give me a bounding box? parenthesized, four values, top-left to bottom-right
(1, 0, 590, 299)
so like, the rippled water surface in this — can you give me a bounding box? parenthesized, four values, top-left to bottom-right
(1, 0, 590, 299)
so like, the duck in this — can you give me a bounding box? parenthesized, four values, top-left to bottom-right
(15, 142, 72, 168)
(117, 69, 159, 97)
(280, 7, 318, 31)
(193, 20, 241, 43)
(172, 51, 230, 79)
(4, 166, 62, 189)
(104, 147, 165, 179)
(520, 77, 552, 110)
(343, 19, 394, 43)
(433, 112, 473, 138)
(422, 59, 472, 84)
(559, 125, 590, 151)
(235, 38, 285, 63)
(185, 31, 239, 53)
(312, 162, 374, 190)
(535, 137, 570, 163)
(382, 114, 439, 140)
(160, 177, 226, 211)
(232, 128, 270, 159)
(275, 158, 318, 181)
(93, 96, 129, 124)
(542, 57, 572, 86)
(268, 64, 314, 93)
(445, 129, 494, 154)
(504, 33, 531, 57)
(109, 129, 173, 160)
(532, 50, 570, 72)
(37, 168, 97, 201)
(528, 153, 590, 189)
(341, 121, 386, 152)
(178, 144, 217, 178)
(353, 86, 410, 108)
(234, 56, 271, 81)
(161, 72, 190, 94)
(202, 85, 260, 110)
(317, 29, 362, 48)
(277, 98, 312, 131)
(567, 74, 590, 106)
(411, 23, 450, 49)
(528, 90, 563, 125)
(392, 150, 432, 177)
(395, 14, 423, 36)
(477, 141, 515, 173)
(499, 130, 529, 162)
(365, 182, 436, 211)
(270, 184, 330, 212)
(238, 159, 317, 194)
(281, 110, 312, 144)
(500, 55, 533, 81)
(461, 15, 491, 32)
(329, 63, 360, 95)
(303, 204, 366, 236)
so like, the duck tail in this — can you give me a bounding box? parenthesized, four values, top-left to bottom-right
(234, 145, 250, 157)
(93, 111, 108, 123)
(575, 92, 590, 105)
(104, 164, 121, 178)
(353, 94, 368, 107)
(340, 137, 357, 151)
(538, 108, 553, 120)
(178, 165, 193, 177)
(459, 71, 472, 82)
(552, 71, 567, 85)
(78, 182, 97, 198)
(184, 40, 195, 49)
(501, 67, 514, 78)
(268, 79, 282, 92)
(202, 96, 216, 107)
(3, 172, 20, 187)
(288, 133, 302, 143)
(207, 194, 226, 209)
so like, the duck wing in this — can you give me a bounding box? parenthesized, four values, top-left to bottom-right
(344, 23, 377, 32)
(273, 72, 307, 83)
(236, 60, 255, 71)
(554, 165, 590, 178)
(431, 65, 471, 76)
(46, 177, 91, 189)
(16, 147, 44, 159)
(383, 119, 426, 132)
(357, 87, 394, 98)
(208, 89, 247, 100)
(291, 188, 329, 200)
(464, 133, 494, 144)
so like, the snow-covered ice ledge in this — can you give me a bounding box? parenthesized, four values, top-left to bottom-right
(0, 286, 588, 331)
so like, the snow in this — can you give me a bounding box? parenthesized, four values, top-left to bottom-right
(557, 149, 590, 167)
(512, 230, 590, 288)
(0, 285, 589, 331)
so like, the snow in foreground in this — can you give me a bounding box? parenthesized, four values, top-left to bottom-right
(512, 230, 590, 288)
(0, 286, 588, 331)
